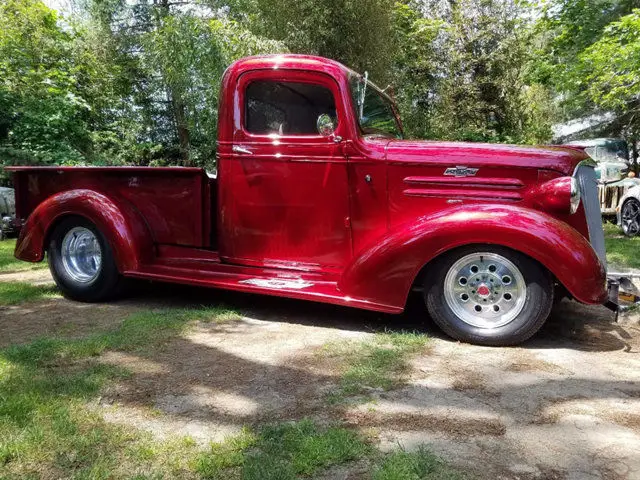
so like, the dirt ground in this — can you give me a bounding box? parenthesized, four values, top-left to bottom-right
(2, 269, 640, 479)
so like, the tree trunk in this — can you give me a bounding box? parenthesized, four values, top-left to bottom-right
(171, 90, 191, 166)
(632, 136, 638, 175)
(158, 0, 191, 166)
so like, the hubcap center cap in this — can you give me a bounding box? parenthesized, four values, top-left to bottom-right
(476, 284, 491, 298)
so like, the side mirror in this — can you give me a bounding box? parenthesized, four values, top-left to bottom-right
(317, 114, 335, 137)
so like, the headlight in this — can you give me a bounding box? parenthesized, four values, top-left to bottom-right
(570, 177, 581, 214)
(529, 176, 581, 215)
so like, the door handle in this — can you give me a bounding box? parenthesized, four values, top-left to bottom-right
(233, 145, 253, 155)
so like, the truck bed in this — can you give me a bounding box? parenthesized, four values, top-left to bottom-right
(9, 166, 215, 249)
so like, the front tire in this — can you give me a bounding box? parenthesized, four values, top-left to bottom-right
(424, 246, 553, 346)
(48, 216, 121, 302)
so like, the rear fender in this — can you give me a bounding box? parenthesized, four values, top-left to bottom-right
(339, 204, 607, 310)
(15, 189, 153, 272)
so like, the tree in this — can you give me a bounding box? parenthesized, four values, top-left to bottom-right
(244, 0, 397, 82)
(393, 0, 554, 143)
(534, 0, 638, 121)
(579, 10, 640, 158)
(391, 2, 446, 139)
(580, 10, 640, 113)
(0, 0, 92, 169)
(533, 0, 640, 155)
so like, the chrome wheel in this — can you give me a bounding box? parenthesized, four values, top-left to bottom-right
(444, 252, 526, 329)
(61, 227, 102, 283)
(621, 199, 640, 236)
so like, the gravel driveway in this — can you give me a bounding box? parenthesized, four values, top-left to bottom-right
(1, 269, 639, 479)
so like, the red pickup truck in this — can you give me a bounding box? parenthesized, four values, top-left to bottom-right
(7, 54, 612, 346)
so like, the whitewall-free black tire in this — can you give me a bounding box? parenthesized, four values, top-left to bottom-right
(424, 246, 553, 346)
(48, 216, 121, 302)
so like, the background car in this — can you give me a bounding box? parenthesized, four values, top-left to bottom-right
(0, 187, 17, 240)
(565, 138, 630, 183)
(616, 184, 640, 236)
(565, 138, 640, 216)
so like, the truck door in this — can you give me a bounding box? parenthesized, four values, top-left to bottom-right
(219, 69, 352, 271)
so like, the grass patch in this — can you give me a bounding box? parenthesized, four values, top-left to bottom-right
(0, 306, 242, 478)
(0, 239, 47, 273)
(0, 282, 59, 305)
(372, 447, 466, 480)
(0, 393, 204, 478)
(604, 222, 640, 269)
(195, 419, 371, 480)
(321, 331, 430, 404)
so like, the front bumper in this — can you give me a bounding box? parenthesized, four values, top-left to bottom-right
(604, 278, 620, 317)
(604, 272, 640, 319)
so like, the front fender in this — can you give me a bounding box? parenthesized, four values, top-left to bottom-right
(15, 189, 153, 272)
(339, 204, 607, 310)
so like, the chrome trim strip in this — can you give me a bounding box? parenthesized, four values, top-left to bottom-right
(404, 176, 524, 188)
(403, 188, 522, 201)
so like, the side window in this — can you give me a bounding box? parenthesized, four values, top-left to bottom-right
(245, 80, 337, 135)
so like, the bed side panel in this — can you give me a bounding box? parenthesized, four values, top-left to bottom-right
(11, 168, 208, 248)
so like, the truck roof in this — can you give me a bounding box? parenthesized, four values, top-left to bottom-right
(226, 54, 355, 80)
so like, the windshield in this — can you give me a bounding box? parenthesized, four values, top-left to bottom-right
(349, 74, 403, 139)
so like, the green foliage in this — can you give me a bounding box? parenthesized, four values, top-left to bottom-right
(80, 0, 286, 168)
(538, 0, 637, 62)
(140, 14, 285, 167)
(321, 331, 429, 404)
(604, 221, 640, 269)
(580, 11, 640, 116)
(0, 0, 286, 174)
(534, 0, 640, 143)
(391, 3, 445, 139)
(0, 239, 47, 273)
(0, 0, 88, 171)
(5, 0, 638, 173)
(195, 419, 371, 479)
(393, 0, 554, 144)
(0, 282, 59, 305)
(372, 446, 466, 480)
(246, 0, 396, 82)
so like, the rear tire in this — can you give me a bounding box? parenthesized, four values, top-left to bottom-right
(48, 216, 121, 302)
(424, 246, 553, 346)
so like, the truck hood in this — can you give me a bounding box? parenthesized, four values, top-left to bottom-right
(376, 139, 588, 176)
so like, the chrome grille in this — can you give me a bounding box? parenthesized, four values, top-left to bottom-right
(575, 164, 606, 266)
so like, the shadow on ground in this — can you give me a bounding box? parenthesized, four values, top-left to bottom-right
(1, 276, 638, 352)
(120, 279, 639, 353)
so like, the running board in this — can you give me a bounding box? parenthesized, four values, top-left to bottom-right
(123, 264, 401, 314)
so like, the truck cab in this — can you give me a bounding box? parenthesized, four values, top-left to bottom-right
(8, 55, 611, 346)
